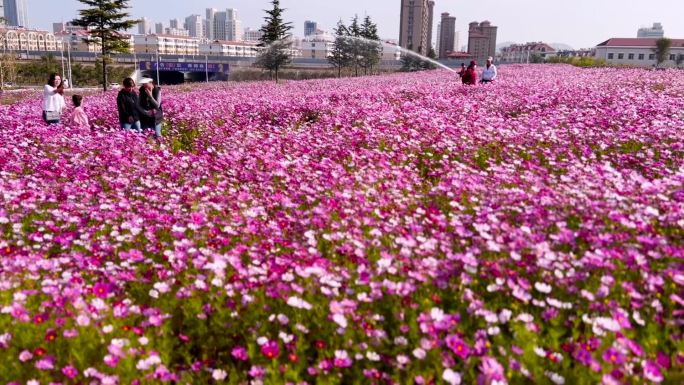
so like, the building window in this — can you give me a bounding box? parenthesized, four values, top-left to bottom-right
(607, 53, 614, 59)
(669, 54, 676, 61)
(617, 53, 624, 59)
(638, 53, 644, 60)
(649, 54, 655, 60)
(628, 53, 634, 60)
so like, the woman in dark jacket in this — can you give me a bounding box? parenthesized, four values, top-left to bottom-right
(116, 77, 146, 131)
(462, 61, 479, 85)
(139, 78, 163, 138)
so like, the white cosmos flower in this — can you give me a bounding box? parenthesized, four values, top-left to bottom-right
(442, 368, 462, 385)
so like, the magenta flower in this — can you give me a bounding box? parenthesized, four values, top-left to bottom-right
(478, 356, 505, 384)
(644, 360, 664, 382)
(445, 335, 470, 360)
(231, 346, 249, 361)
(62, 365, 78, 379)
(333, 350, 352, 368)
(92, 282, 110, 298)
(602, 348, 626, 365)
(260, 340, 280, 360)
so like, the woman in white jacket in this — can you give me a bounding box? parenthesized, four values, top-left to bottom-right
(43, 73, 65, 124)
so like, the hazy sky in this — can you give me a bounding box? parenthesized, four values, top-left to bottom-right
(26, 0, 684, 49)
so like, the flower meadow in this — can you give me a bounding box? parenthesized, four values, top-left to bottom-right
(0, 65, 683, 385)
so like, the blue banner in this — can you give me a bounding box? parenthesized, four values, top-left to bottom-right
(139, 61, 230, 74)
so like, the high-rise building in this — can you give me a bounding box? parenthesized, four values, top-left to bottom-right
(436, 22, 441, 54)
(137, 17, 151, 35)
(438, 13, 456, 59)
(205, 8, 217, 40)
(3, 0, 28, 27)
(0, 3, 4, 24)
(169, 19, 182, 29)
(225, 9, 242, 41)
(185, 15, 204, 38)
(155, 23, 164, 34)
(211, 9, 242, 41)
(467, 21, 497, 64)
(244, 27, 263, 42)
(304, 20, 318, 37)
(399, 0, 435, 56)
(212, 11, 227, 40)
(637, 23, 664, 38)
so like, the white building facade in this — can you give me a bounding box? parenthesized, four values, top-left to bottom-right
(134, 34, 199, 55)
(198, 40, 258, 57)
(595, 38, 684, 68)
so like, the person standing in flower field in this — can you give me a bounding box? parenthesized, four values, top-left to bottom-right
(68, 94, 90, 131)
(481, 56, 498, 84)
(462, 61, 478, 85)
(116, 77, 145, 132)
(138, 78, 163, 139)
(42, 73, 65, 124)
(457, 63, 467, 79)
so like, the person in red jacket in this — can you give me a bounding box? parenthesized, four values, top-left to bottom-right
(462, 61, 478, 85)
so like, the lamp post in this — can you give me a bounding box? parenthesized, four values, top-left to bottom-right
(205, 54, 209, 83)
(66, 40, 73, 88)
(155, 50, 160, 84)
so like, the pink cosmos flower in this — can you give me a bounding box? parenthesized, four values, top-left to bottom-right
(445, 335, 470, 360)
(261, 340, 280, 360)
(643, 360, 664, 382)
(231, 346, 249, 361)
(62, 365, 78, 379)
(602, 348, 626, 365)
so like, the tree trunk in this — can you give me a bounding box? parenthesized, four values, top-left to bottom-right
(275, 67, 278, 83)
(338, 66, 341, 78)
(102, 54, 108, 92)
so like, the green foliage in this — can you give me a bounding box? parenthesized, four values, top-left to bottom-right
(328, 15, 382, 77)
(547, 56, 607, 68)
(71, 0, 138, 90)
(328, 20, 353, 77)
(653, 38, 672, 67)
(257, 0, 294, 82)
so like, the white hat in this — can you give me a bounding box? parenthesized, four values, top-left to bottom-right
(140, 78, 154, 84)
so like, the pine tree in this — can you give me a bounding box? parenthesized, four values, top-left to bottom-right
(328, 20, 352, 78)
(347, 15, 363, 76)
(71, 0, 138, 91)
(359, 16, 381, 75)
(653, 38, 672, 68)
(257, 0, 293, 82)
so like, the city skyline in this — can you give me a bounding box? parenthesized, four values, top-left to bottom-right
(13, 0, 684, 49)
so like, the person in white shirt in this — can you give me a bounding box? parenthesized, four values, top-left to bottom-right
(481, 57, 497, 83)
(43, 73, 65, 124)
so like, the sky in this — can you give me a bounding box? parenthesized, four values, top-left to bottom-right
(24, 0, 684, 49)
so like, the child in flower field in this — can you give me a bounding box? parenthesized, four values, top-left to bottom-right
(69, 94, 90, 130)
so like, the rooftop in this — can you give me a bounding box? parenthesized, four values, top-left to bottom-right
(597, 38, 684, 47)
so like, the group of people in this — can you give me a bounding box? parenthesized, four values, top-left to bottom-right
(458, 57, 498, 85)
(41, 73, 164, 139)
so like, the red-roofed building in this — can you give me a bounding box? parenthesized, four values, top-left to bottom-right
(595, 38, 684, 67)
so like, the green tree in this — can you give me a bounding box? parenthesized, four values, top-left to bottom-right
(71, 0, 138, 91)
(257, 0, 293, 82)
(358, 15, 382, 75)
(328, 20, 352, 78)
(653, 37, 672, 68)
(0, 50, 18, 90)
(347, 15, 363, 76)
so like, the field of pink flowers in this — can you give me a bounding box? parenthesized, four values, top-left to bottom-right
(0, 65, 683, 384)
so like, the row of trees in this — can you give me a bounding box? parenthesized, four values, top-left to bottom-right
(255, 3, 385, 80)
(0, 53, 133, 87)
(328, 16, 382, 77)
